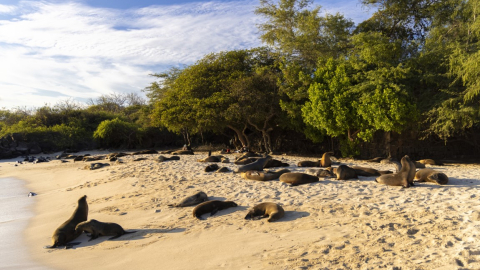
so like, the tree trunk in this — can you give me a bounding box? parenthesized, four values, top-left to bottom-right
(227, 125, 248, 148)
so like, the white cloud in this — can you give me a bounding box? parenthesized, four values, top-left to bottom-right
(0, 0, 372, 109)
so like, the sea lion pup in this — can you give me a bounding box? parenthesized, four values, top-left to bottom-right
(335, 165, 358, 180)
(168, 191, 208, 207)
(418, 159, 444, 166)
(241, 169, 290, 181)
(375, 155, 412, 188)
(352, 166, 393, 177)
(320, 152, 332, 167)
(75, 219, 137, 241)
(414, 169, 449, 185)
(279, 173, 319, 186)
(192, 200, 238, 220)
(297, 160, 321, 167)
(264, 159, 289, 168)
(234, 156, 272, 173)
(245, 202, 285, 222)
(44, 195, 88, 249)
(205, 164, 219, 172)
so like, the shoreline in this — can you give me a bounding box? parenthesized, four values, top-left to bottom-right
(0, 177, 50, 270)
(2, 151, 480, 269)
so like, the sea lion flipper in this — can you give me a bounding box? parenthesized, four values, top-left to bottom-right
(43, 245, 56, 249)
(124, 230, 137, 234)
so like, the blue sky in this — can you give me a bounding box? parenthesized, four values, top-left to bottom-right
(0, 0, 374, 109)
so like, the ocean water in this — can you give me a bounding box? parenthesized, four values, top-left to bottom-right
(0, 177, 50, 270)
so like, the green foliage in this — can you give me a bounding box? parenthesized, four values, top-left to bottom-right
(93, 118, 140, 148)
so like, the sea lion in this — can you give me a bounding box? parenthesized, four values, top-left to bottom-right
(234, 156, 272, 173)
(84, 163, 110, 170)
(192, 200, 238, 220)
(75, 219, 136, 241)
(279, 173, 319, 186)
(414, 169, 449, 185)
(375, 155, 412, 188)
(131, 149, 158, 155)
(407, 156, 417, 186)
(367, 157, 384, 163)
(352, 166, 393, 177)
(335, 165, 358, 180)
(320, 152, 332, 167)
(297, 160, 321, 167)
(156, 155, 180, 162)
(418, 159, 444, 166)
(414, 161, 426, 168)
(263, 159, 289, 168)
(44, 195, 88, 249)
(197, 156, 225, 162)
(205, 164, 219, 172)
(245, 202, 285, 222)
(105, 152, 129, 159)
(171, 150, 194, 155)
(168, 191, 208, 207)
(234, 157, 258, 165)
(241, 169, 290, 181)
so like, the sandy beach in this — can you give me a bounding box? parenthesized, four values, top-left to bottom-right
(2, 150, 480, 269)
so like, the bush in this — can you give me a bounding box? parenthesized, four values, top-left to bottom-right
(93, 118, 140, 148)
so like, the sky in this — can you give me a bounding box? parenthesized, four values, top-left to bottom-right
(0, 0, 375, 110)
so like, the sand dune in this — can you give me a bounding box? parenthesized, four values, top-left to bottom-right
(2, 151, 480, 269)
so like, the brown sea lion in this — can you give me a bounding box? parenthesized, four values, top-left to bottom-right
(131, 149, 158, 155)
(192, 200, 238, 220)
(205, 164, 219, 172)
(241, 169, 290, 181)
(75, 219, 136, 241)
(263, 159, 289, 168)
(245, 202, 285, 222)
(375, 155, 412, 188)
(156, 155, 180, 162)
(367, 157, 384, 163)
(106, 152, 129, 159)
(171, 150, 194, 155)
(414, 161, 426, 168)
(352, 166, 393, 177)
(234, 157, 258, 165)
(84, 163, 110, 170)
(234, 156, 272, 173)
(197, 155, 225, 162)
(304, 168, 335, 177)
(44, 195, 88, 249)
(279, 173, 319, 186)
(418, 159, 444, 166)
(168, 191, 208, 207)
(320, 152, 332, 167)
(335, 165, 358, 180)
(414, 169, 449, 185)
(407, 156, 417, 186)
(297, 160, 321, 167)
